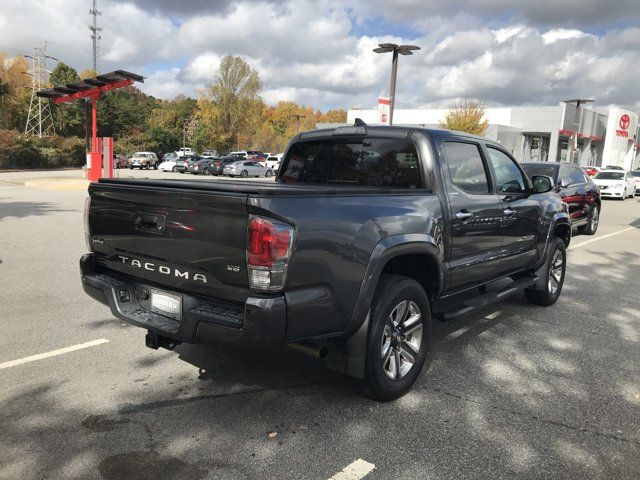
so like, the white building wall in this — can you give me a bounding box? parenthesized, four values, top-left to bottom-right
(347, 108, 514, 127)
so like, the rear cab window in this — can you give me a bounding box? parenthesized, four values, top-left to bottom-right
(279, 137, 423, 188)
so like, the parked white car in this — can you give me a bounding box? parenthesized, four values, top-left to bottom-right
(223, 160, 274, 178)
(593, 170, 635, 199)
(158, 159, 181, 172)
(630, 170, 640, 195)
(229, 150, 248, 158)
(177, 147, 195, 157)
(264, 155, 280, 169)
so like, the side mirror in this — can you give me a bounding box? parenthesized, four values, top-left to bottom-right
(531, 175, 554, 194)
(559, 177, 571, 189)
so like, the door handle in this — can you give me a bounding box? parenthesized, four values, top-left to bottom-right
(503, 207, 516, 216)
(455, 211, 473, 220)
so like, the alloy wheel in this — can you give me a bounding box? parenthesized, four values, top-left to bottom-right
(380, 300, 422, 380)
(590, 206, 599, 231)
(548, 249, 564, 295)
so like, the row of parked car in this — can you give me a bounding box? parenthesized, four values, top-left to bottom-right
(160, 151, 283, 177)
(113, 150, 283, 178)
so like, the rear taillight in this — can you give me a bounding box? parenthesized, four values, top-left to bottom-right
(83, 196, 92, 251)
(247, 216, 294, 291)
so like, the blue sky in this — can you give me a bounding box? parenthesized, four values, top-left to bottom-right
(2, 0, 640, 111)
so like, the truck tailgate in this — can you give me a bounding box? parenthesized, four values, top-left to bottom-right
(88, 182, 250, 303)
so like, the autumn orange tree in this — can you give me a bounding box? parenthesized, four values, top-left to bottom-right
(440, 99, 489, 136)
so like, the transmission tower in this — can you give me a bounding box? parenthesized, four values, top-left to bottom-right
(89, 0, 102, 72)
(24, 42, 57, 137)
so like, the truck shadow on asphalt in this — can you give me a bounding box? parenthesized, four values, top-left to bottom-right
(0, 199, 72, 220)
(3, 252, 640, 479)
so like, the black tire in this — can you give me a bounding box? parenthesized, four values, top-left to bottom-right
(154, 163, 158, 170)
(240, 170, 249, 178)
(578, 204, 599, 235)
(172, 166, 177, 172)
(265, 170, 273, 178)
(525, 237, 566, 306)
(129, 166, 133, 169)
(179, 170, 184, 174)
(359, 275, 432, 402)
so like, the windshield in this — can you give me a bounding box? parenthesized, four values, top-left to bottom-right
(278, 137, 423, 188)
(520, 163, 558, 181)
(595, 172, 624, 180)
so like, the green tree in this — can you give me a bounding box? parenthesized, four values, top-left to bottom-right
(439, 99, 489, 136)
(97, 86, 158, 139)
(49, 62, 85, 137)
(146, 95, 197, 152)
(201, 55, 262, 149)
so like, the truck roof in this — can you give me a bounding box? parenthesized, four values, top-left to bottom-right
(296, 124, 499, 146)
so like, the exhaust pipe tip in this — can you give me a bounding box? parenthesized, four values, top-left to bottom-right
(288, 342, 328, 360)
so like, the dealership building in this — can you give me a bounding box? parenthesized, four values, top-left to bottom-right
(344, 104, 640, 170)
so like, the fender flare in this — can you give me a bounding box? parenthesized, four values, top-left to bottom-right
(535, 212, 571, 270)
(326, 234, 443, 379)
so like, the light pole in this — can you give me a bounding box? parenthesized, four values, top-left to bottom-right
(562, 98, 594, 164)
(181, 117, 188, 152)
(290, 113, 305, 133)
(373, 43, 420, 126)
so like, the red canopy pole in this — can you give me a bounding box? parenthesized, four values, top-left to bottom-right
(88, 96, 102, 182)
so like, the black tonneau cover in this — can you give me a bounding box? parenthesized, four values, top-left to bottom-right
(96, 178, 430, 196)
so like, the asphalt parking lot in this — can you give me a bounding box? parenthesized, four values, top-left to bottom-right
(1, 169, 639, 479)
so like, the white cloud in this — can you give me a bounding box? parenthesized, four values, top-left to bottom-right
(2, 0, 640, 113)
(542, 28, 592, 45)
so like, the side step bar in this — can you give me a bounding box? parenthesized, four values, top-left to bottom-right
(435, 275, 537, 322)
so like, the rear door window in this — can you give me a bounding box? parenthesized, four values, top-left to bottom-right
(443, 142, 490, 194)
(280, 137, 422, 188)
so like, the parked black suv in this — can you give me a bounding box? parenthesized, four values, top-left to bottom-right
(521, 162, 601, 235)
(81, 125, 570, 400)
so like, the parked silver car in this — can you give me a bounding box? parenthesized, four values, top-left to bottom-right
(223, 160, 274, 178)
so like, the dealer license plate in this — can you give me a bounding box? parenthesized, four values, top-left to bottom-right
(150, 288, 182, 321)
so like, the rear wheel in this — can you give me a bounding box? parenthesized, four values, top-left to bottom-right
(578, 204, 599, 235)
(172, 166, 177, 172)
(525, 237, 566, 306)
(359, 275, 431, 402)
(241, 170, 248, 178)
(154, 163, 158, 170)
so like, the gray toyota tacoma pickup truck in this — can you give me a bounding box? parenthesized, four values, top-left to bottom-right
(80, 123, 570, 400)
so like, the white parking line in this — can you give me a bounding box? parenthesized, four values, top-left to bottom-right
(0, 339, 109, 370)
(329, 459, 375, 480)
(568, 226, 636, 251)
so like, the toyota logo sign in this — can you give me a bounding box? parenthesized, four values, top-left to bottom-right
(619, 114, 630, 130)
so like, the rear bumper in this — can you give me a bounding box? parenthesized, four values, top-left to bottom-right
(80, 253, 286, 347)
